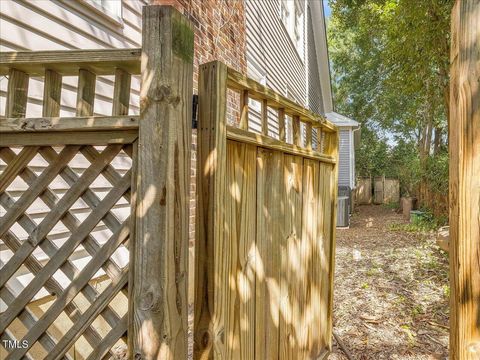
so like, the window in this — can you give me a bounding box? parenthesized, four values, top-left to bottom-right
(80, 0, 123, 24)
(279, 0, 305, 58)
(279, 0, 289, 26)
(91, 0, 122, 18)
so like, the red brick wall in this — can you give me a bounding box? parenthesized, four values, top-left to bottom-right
(153, 0, 247, 245)
(154, 0, 247, 90)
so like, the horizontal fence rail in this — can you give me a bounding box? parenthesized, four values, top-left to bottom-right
(194, 61, 339, 360)
(0, 49, 141, 76)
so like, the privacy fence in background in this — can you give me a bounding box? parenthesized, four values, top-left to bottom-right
(194, 61, 339, 359)
(356, 177, 372, 205)
(0, 6, 192, 360)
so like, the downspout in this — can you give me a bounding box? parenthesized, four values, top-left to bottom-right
(352, 125, 361, 189)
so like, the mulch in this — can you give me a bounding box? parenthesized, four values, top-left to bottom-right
(329, 205, 449, 360)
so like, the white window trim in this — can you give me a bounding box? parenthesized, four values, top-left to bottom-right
(278, 0, 305, 62)
(61, 0, 124, 29)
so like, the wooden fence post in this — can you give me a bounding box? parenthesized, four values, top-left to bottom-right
(449, 1, 480, 359)
(327, 130, 339, 351)
(130, 5, 193, 360)
(194, 61, 228, 359)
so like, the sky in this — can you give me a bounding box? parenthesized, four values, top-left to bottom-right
(323, 0, 332, 18)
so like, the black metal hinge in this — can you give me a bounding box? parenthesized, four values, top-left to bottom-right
(192, 94, 198, 129)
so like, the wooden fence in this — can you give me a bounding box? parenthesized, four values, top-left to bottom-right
(194, 61, 339, 359)
(0, 6, 339, 360)
(356, 177, 372, 205)
(0, 6, 192, 360)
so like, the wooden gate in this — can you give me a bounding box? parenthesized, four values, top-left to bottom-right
(384, 178, 400, 204)
(356, 177, 372, 204)
(194, 62, 339, 359)
(0, 6, 193, 359)
(373, 176, 385, 204)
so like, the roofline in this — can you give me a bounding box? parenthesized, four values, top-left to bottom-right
(308, 0, 334, 113)
(325, 111, 360, 127)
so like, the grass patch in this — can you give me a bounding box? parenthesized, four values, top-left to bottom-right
(383, 201, 400, 210)
(389, 209, 447, 233)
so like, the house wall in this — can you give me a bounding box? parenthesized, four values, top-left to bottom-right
(245, 0, 306, 106)
(306, 4, 324, 115)
(338, 128, 352, 188)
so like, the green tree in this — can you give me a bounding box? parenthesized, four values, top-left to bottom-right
(327, 0, 452, 205)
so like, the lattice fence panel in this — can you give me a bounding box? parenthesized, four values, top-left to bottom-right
(0, 143, 134, 360)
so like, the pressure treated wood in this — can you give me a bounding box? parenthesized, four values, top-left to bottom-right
(261, 99, 268, 135)
(0, 140, 133, 359)
(302, 159, 321, 357)
(0, 48, 141, 76)
(305, 123, 313, 150)
(0, 4, 183, 359)
(292, 115, 301, 147)
(240, 89, 249, 130)
(131, 6, 193, 360)
(449, 1, 480, 359)
(113, 68, 131, 116)
(280, 155, 303, 360)
(195, 60, 338, 359)
(194, 61, 228, 359)
(319, 162, 335, 351)
(0, 130, 138, 146)
(42, 69, 62, 117)
(76, 69, 96, 116)
(0, 115, 139, 132)
(224, 141, 257, 359)
(278, 108, 286, 142)
(227, 67, 336, 133)
(255, 148, 283, 360)
(227, 126, 336, 164)
(5, 69, 29, 118)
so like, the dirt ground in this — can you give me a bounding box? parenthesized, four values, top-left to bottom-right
(329, 205, 449, 360)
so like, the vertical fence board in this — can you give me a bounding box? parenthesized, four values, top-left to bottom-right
(303, 159, 321, 357)
(305, 124, 313, 151)
(255, 148, 284, 360)
(280, 155, 303, 360)
(261, 99, 268, 136)
(76, 69, 96, 116)
(5, 68, 29, 118)
(42, 69, 62, 117)
(131, 5, 193, 359)
(225, 141, 257, 359)
(327, 133, 339, 350)
(194, 61, 228, 359)
(292, 116, 301, 147)
(278, 108, 286, 143)
(113, 68, 131, 116)
(318, 163, 334, 350)
(240, 90, 249, 130)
